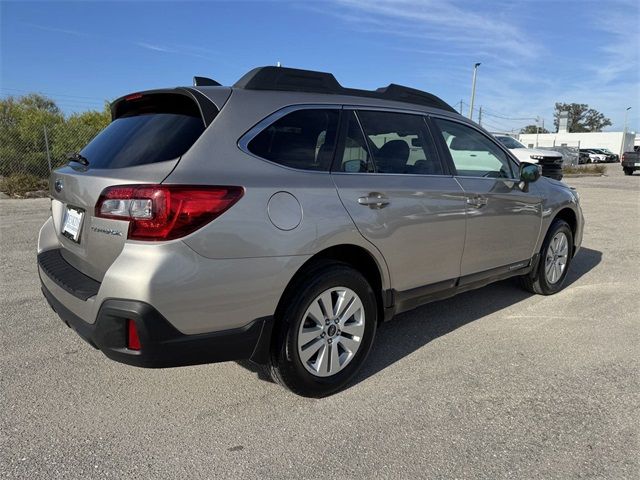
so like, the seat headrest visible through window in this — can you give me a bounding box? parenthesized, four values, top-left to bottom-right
(376, 140, 409, 173)
(449, 135, 482, 151)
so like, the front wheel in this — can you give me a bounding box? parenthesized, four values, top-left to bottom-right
(269, 263, 377, 397)
(521, 219, 573, 295)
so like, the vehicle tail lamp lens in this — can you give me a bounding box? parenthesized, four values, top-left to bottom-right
(95, 185, 244, 241)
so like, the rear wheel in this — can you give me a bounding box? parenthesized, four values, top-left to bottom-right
(269, 263, 377, 397)
(623, 167, 633, 176)
(521, 219, 573, 295)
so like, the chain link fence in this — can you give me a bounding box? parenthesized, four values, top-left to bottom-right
(0, 124, 98, 177)
(0, 101, 108, 197)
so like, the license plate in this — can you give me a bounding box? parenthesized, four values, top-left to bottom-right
(635, 163, 640, 167)
(62, 206, 85, 243)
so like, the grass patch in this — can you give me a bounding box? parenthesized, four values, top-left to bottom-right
(563, 164, 606, 175)
(0, 173, 49, 196)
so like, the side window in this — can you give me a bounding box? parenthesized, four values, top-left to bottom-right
(357, 110, 443, 175)
(434, 119, 514, 178)
(248, 109, 339, 171)
(338, 111, 373, 172)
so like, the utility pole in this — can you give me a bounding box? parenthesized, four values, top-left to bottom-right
(468, 62, 481, 120)
(535, 116, 540, 148)
(621, 106, 631, 157)
(478, 106, 482, 126)
(43, 126, 52, 172)
(459, 100, 463, 115)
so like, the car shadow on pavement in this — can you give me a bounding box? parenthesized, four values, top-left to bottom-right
(352, 246, 602, 389)
(237, 247, 602, 391)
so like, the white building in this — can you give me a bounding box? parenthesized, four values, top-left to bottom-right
(518, 131, 636, 156)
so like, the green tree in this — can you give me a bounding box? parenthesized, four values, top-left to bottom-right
(0, 94, 64, 177)
(0, 95, 110, 178)
(51, 103, 111, 168)
(520, 124, 550, 134)
(553, 103, 612, 132)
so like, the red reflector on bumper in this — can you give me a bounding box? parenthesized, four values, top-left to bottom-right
(127, 319, 141, 350)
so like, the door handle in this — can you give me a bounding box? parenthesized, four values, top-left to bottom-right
(358, 193, 390, 209)
(466, 195, 488, 208)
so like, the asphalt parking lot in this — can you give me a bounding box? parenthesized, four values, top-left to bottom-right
(1, 165, 638, 479)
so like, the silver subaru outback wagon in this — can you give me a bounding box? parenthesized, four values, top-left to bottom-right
(38, 66, 583, 397)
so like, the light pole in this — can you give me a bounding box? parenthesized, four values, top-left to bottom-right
(621, 106, 631, 158)
(468, 62, 481, 120)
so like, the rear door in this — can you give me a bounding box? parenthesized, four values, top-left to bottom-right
(49, 90, 220, 281)
(331, 108, 467, 294)
(431, 117, 542, 276)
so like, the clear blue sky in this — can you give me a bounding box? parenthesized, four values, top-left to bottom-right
(2, 0, 639, 133)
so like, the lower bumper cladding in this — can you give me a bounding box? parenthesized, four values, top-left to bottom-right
(41, 284, 273, 368)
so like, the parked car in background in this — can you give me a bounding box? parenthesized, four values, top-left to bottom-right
(37, 66, 584, 397)
(578, 151, 591, 164)
(494, 135, 563, 180)
(597, 148, 619, 162)
(585, 148, 618, 162)
(621, 151, 640, 175)
(580, 149, 608, 163)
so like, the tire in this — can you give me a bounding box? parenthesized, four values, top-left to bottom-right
(521, 219, 573, 295)
(623, 168, 633, 176)
(269, 262, 377, 397)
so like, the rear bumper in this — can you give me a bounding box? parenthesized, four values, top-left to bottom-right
(621, 161, 640, 170)
(41, 282, 273, 367)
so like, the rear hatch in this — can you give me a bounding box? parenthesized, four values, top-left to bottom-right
(49, 89, 226, 281)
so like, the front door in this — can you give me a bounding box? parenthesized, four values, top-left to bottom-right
(432, 118, 542, 276)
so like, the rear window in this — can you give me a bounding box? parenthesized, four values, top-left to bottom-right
(80, 94, 207, 169)
(247, 109, 339, 171)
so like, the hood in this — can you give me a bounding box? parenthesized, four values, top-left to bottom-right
(508, 147, 562, 163)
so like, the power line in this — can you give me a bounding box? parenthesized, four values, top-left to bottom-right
(0, 87, 105, 102)
(460, 101, 536, 122)
(0, 93, 106, 110)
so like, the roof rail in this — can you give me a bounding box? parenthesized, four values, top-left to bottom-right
(193, 76, 221, 87)
(233, 66, 456, 113)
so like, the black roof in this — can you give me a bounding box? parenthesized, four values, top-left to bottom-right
(233, 66, 456, 113)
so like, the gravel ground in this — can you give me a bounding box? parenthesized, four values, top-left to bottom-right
(1, 164, 638, 479)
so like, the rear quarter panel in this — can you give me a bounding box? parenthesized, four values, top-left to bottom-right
(165, 90, 392, 291)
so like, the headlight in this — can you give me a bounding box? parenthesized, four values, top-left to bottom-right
(530, 155, 545, 160)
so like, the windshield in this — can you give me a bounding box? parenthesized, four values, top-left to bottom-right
(495, 135, 526, 149)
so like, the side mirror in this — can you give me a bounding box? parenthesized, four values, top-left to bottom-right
(343, 159, 365, 172)
(519, 162, 541, 192)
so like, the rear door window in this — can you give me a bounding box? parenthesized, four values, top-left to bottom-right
(247, 109, 339, 171)
(356, 110, 444, 175)
(81, 93, 208, 169)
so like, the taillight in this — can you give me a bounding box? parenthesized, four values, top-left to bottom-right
(95, 185, 244, 241)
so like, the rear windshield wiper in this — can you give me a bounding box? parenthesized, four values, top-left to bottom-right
(67, 152, 90, 166)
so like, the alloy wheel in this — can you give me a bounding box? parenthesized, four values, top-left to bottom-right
(545, 231, 569, 284)
(296, 287, 365, 377)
